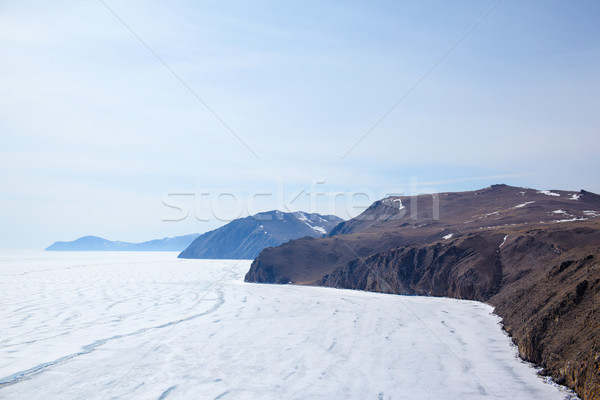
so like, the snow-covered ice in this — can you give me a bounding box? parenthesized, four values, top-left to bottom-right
(442, 233, 453, 240)
(0, 252, 577, 400)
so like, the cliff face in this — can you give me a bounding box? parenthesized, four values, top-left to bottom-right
(318, 232, 505, 301)
(245, 185, 600, 399)
(317, 226, 600, 399)
(491, 230, 600, 400)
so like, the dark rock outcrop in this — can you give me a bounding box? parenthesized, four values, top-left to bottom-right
(319, 232, 505, 301)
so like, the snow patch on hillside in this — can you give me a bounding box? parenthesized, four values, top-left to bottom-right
(294, 212, 309, 222)
(552, 217, 587, 223)
(294, 212, 329, 235)
(538, 190, 560, 197)
(311, 225, 327, 235)
(514, 201, 535, 208)
(393, 198, 405, 210)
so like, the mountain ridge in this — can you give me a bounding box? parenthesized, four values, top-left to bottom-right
(45, 233, 200, 251)
(178, 210, 343, 260)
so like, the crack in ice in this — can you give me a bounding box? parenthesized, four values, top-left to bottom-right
(0, 291, 224, 388)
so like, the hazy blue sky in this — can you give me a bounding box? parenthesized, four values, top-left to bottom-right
(1, 0, 599, 249)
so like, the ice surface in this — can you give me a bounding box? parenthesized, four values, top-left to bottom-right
(442, 233, 453, 240)
(0, 252, 577, 400)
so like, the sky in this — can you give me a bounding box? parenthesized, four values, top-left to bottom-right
(1, 0, 599, 249)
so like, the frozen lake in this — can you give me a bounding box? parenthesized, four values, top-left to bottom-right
(0, 252, 575, 399)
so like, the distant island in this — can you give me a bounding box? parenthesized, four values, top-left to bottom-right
(45, 234, 200, 252)
(178, 210, 343, 259)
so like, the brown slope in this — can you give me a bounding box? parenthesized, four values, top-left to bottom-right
(245, 184, 600, 399)
(246, 184, 600, 284)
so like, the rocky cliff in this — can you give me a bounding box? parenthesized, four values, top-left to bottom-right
(245, 185, 600, 399)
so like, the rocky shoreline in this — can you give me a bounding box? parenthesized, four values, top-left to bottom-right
(245, 185, 600, 399)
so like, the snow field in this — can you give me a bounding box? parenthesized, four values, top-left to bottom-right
(0, 252, 576, 400)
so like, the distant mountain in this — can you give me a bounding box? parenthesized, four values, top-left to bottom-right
(245, 184, 600, 399)
(45, 234, 200, 251)
(178, 210, 343, 259)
